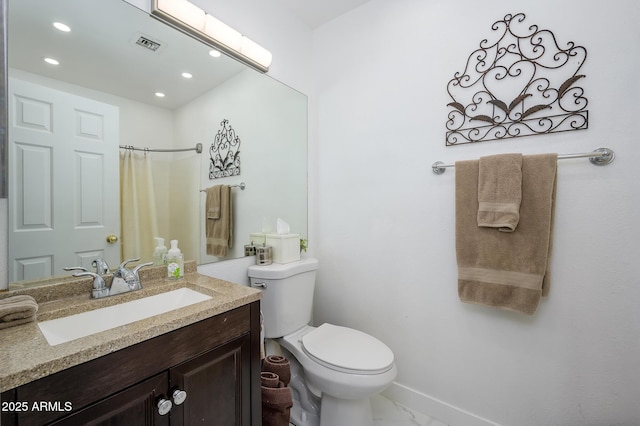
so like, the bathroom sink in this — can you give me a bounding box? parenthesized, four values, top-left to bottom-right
(38, 288, 212, 346)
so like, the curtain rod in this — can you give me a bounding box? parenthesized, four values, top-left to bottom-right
(119, 143, 203, 154)
(432, 147, 614, 175)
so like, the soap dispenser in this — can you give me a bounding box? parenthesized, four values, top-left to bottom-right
(166, 240, 184, 279)
(153, 237, 168, 265)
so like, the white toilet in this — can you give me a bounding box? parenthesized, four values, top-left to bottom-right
(248, 257, 397, 426)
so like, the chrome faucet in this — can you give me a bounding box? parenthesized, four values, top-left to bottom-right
(65, 259, 113, 298)
(113, 258, 154, 292)
(65, 258, 152, 298)
(72, 272, 110, 299)
(65, 264, 110, 299)
(64, 258, 110, 275)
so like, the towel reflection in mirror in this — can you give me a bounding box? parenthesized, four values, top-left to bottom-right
(205, 185, 233, 257)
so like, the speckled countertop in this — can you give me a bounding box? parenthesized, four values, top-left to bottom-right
(0, 261, 261, 393)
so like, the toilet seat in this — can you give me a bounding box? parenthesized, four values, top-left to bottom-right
(301, 323, 394, 375)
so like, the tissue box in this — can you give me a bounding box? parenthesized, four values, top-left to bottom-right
(266, 233, 300, 264)
(249, 233, 267, 246)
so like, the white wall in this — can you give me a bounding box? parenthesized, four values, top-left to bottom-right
(311, 0, 640, 425)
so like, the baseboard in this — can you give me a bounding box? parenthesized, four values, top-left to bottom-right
(382, 382, 501, 426)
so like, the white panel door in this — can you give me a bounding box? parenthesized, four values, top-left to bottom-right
(8, 78, 120, 282)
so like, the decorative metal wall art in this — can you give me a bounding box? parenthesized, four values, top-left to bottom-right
(209, 119, 241, 179)
(446, 13, 588, 146)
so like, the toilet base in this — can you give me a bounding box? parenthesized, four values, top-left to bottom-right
(268, 328, 395, 426)
(288, 353, 320, 426)
(320, 395, 373, 426)
(267, 340, 321, 426)
(272, 343, 374, 426)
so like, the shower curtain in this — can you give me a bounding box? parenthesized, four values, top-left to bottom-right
(119, 149, 159, 262)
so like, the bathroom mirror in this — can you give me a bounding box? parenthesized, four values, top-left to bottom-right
(5, 0, 307, 289)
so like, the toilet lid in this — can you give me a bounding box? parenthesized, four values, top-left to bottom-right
(301, 323, 394, 374)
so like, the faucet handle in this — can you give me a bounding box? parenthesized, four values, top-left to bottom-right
(64, 266, 88, 273)
(132, 261, 154, 276)
(114, 258, 141, 285)
(127, 262, 154, 291)
(73, 272, 109, 298)
(118, 258, 141, 270)
(92, 258, 111, 275)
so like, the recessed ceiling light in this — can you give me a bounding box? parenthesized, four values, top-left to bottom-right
(181, 72, 193, 79)
(43, 57, 59, 65)
(155, 92, 166, 98)
(53, 22, 71, 32)
(209, 49, 221, 58)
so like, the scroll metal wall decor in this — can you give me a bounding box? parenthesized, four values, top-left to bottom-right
(446, 13, 588, 146)
(210, 119, 241, 179)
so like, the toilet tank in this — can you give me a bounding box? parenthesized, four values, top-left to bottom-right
(248, 257, 318, 338)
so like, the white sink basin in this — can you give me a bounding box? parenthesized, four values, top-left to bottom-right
(38, 288, 212, 346)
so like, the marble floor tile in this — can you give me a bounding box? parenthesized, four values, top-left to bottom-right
(289, 394, 448, 426)
(372, 394, 448, 426)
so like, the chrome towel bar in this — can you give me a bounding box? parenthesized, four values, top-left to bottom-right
(200, 182, 246, 191)
(432, 147, 615, 175)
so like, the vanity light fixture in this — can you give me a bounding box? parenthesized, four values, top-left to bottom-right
(151, 0, 272, 72)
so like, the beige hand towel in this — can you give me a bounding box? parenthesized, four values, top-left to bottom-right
(207, 184, 221, 220)
(0, 295, 38, 329)
(456, 153, 557, 315)
(477, 153, 523, 232)
(206, 185, 233, 257)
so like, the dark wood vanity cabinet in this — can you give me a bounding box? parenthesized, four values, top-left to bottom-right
(169, 334, 251, 426)
(1, 301, 261, 426)
(48, 372, 171, 426)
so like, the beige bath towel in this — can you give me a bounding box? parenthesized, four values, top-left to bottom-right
(0, 295, 38, 329)
(456, 153, 557, 315)
(206, 185, 233, 257)
(477, 153, 523, 232)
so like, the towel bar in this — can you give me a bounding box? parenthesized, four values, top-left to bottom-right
(200, 182, 246, 191)
(432, 147, 614, 175)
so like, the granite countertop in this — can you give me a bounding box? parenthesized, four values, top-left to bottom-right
(0, 262, 261, 392)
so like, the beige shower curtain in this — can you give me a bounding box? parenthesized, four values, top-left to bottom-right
(119, 149, 159, 262)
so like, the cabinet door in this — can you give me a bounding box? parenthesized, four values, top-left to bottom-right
(169, 334, 251, 426)
(48, 372, 170, 426)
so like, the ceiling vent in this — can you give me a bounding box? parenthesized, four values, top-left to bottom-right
(136, 36, 161, 51)
(131, 33, 166, 53)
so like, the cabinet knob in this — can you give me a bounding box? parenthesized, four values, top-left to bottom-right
(172, 389, 188, 405)
(157, 398, 173, 416)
